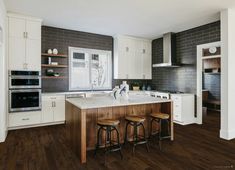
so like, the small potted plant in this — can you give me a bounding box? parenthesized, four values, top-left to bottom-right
(132, 82, 140, 91)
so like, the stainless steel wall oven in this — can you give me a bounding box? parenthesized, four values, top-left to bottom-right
(9, 71, 41, 112)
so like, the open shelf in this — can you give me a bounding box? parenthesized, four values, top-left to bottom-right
(41, 64, 68, 68)
(41, 53, 68, 58)
(42, 76, 67, 79)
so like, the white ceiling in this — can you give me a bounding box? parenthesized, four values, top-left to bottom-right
(4, 0, 235, 39)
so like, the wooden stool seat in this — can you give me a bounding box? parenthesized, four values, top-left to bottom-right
(150, 113, 169, 120)
(125, 116, 145, 123)
(97, 119, 120, 126)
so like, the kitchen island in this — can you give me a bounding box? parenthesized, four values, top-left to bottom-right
(65, 95, 173, 163)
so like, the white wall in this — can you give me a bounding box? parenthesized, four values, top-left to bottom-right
(220, 9, 235, 140)
(0, 0, 7, 143)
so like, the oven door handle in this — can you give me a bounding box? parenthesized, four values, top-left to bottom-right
(10, 75, 41, 79)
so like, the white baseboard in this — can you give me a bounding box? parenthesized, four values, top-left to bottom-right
(220, 129, 235, 140)
(0, 129, 7, 143)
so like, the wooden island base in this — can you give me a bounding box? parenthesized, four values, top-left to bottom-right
(65, 101, 173, 164)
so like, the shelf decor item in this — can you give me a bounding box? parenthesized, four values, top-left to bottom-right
(48, 57, 52, 65)
(47, 49, 53, 54)
(53, 48, 58, 55)
(51, 62, 58, 65)
(132, 82, 140, 91)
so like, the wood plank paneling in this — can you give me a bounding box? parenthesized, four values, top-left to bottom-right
(86, 109, 97, 150)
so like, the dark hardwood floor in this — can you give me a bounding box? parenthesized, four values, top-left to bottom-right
(1, 111, 235, 170)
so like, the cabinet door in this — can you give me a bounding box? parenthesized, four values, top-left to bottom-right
(116, 37, 130, 79)
(42, 98, 54, 123)
(9, 17, 25, 38)
(115, 49, 129, 79)
(8, 37, 26, 70)
(53, 99, 65, 122)
(26, 20, 41, 40)
(26, 39, 41, 71)
(126, 38, 138, 79)
(142, 41, 152, 79)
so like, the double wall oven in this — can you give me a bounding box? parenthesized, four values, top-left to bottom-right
(9, 71, 42, 112)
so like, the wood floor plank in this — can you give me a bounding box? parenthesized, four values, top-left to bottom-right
(0, 111, 235, 170)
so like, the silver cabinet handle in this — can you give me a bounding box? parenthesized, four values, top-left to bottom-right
(52, 101, 54, 107)
(26, 32, 28, 38)
(54, 101, 56, 107)
(22, 118, 29, 121)
(143, 49, 146, 54)
(126, 47, 129, 52)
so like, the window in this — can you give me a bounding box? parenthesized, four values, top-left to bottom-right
(69, 47, 112, 90)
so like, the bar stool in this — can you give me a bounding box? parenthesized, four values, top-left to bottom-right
(124, 115, 149, 155)
(149, 112, 171, 150)
(94, 119, 123, 162)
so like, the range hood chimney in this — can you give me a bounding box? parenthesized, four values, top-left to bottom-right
(152, 32, 180, 67)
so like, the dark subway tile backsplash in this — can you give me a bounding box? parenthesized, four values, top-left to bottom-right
(151, 21, 221, 98)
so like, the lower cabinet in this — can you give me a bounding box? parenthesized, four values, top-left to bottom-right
(171, 94, 195, 125)
(9, 111, 42, 127)
(8, 94, 65, 129)
(42, 95, 65, 123)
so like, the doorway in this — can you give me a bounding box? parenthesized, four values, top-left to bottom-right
(196, 42, 221, 129)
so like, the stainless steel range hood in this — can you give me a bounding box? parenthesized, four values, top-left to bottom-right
(152, 32, 180, 67)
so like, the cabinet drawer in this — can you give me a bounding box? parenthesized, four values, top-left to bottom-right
(173, 103, 181, 114)
(173, 113, 181, 121)
(42, 95, 65, 101)
(171, 96, 182, 103)
(9, 111, 41, 127)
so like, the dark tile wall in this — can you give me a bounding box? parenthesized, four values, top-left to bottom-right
(203, 74, 221, 100)
(42, 26, 113, 92)
(42, 26, 150, 92)
(151, 21, 221, 96)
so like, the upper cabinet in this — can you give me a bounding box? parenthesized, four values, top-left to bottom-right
(8, 13, 42, 71)
(114, 35, 152, 79)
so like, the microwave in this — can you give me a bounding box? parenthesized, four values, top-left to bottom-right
(9, 70, 41, 89)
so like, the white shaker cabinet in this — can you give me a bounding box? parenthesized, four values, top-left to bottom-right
(114, 35, 152, 79)
(42, 95, 65, 123)
(171, 94, 195, 125)
(8, 13, 42, 71)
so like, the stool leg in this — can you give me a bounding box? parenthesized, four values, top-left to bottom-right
(149, 118, 153, 138)
(132, 123, 138, 156)
(166, 119, 170, 137)
(159, 119, 162, 150)
(124, 121, 130, 145)
(113, 126, 123, 159)
(104, 126, 111, 165)
(140, 122, 149, 152)
(94, 126, 102, 157)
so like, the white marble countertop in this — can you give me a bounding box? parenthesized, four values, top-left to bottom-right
(66, 95, 172, 109)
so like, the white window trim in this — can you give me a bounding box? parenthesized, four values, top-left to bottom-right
(69, 47, 112, 91)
